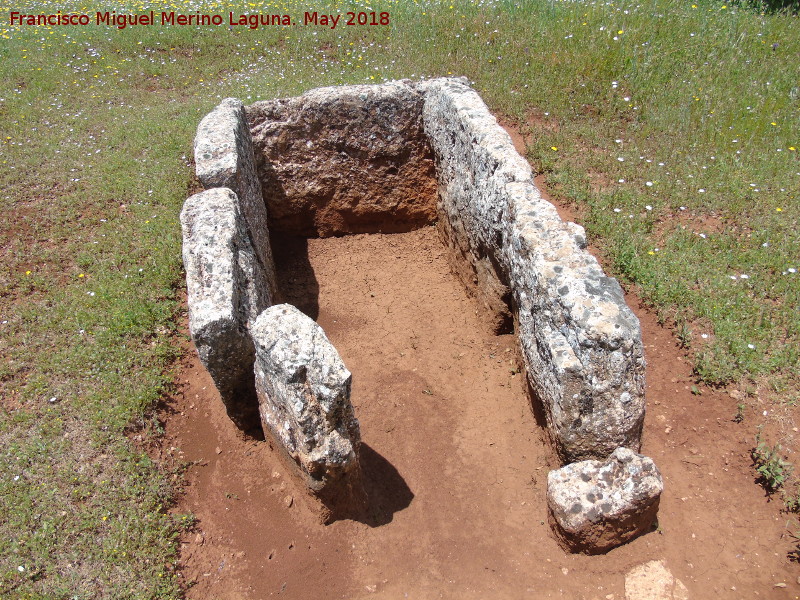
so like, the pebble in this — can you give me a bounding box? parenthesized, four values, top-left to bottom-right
(284, 495, 294, 508)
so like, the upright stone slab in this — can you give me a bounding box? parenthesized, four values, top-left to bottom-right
(180, 187, 271, 430)
(547, 447, 663, 554)
(252, 304, 364, 520)
(423, 78, 646, 462)
(246, 80, 437, 237)
(194, 97, 278, 303)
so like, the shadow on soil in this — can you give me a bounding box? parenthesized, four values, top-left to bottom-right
(271, 233, 320, 320)
(229, 374, 266, 442)
(355, 443, 414, 528)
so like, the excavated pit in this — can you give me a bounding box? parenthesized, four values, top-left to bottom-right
(182, 78, 658, 548)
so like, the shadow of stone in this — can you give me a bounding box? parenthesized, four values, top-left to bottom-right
(271, 232, 320, 320)
(524, 375, 565, 469)
(348, 442, 414, 527)
(228, 372, 266, 442)
(525, 374, 550, 432)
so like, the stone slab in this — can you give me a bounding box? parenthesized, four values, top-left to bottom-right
(252, 304, 364, 519)
(423, 77, 646, 462)
(180, 187, 271, 429)
(194, 97, 278, 302)
(246, 80, 437, 236)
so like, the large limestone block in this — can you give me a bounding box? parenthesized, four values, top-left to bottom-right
(423, 78, 646, 462)
(180, 187, 271, 429)
(547, 447, 662, 554)
(246, 80, 437, 236)
(194, 98, 278, 302)
(252, 304, 363, 519)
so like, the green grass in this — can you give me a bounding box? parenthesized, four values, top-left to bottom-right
(0, 0, 797, 596)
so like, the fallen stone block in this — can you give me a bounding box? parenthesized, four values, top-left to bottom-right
(195, 97, 278, 303)
(252, 304, 364, 520)
(180, 187, 271, 431)
(547, 447, 662, 554)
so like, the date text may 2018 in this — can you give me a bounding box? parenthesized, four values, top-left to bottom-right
(304, 11, 390, 29)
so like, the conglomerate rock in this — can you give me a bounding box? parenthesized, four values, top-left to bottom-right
(246, 80, 438, 236)
(194, 97, 278, 303)
(547, 447, 663, 554)
(180, 187, 271, 429)
(252, 304, 364, 520)
(423, 77, 646, 462)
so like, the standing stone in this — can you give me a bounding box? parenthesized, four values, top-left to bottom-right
(252, 304, 364, 520)
(625, 561, 689, 600)
(423, 78, 646, 462)
(194, 97, 278, 303)
(180, 187, 271, 431)
(547, 447, 662, 554)
(246, 80, 437, 237)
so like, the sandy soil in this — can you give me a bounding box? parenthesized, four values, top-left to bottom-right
(164, 220, 799, 599)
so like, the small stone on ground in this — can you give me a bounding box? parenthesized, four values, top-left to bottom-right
(625, 560, 689, 600)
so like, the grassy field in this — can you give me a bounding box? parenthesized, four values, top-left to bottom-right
(0, 0, 797, 596)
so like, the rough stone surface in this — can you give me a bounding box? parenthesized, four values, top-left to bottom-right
(180, 187, 271, 429)
(547, 447, 662, 554)
(246, 80, 437, 236)
(194, 98, 278, 302)
(423, 77, 646, 462)
(252, 304, 364, 519)
(625, 561, 689, 600)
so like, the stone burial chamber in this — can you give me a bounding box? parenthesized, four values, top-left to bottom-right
(181, 77, 663, 548)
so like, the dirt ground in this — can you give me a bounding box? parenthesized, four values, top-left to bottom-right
(165, 215, 800, 598)
(162, 117, 798, 600)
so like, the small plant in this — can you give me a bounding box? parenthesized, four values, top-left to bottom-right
(752, 432, 793, 492)
(734, 403, 745, 423)
(787, 522, 800, 563)
(783, 488, 800, 513)
(677, 323, 692, 349)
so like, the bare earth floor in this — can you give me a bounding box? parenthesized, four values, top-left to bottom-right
(166, 227, 798, 599)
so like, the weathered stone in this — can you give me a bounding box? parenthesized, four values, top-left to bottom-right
(194, 98, 278, 302)
(625, 560, 689, 600)
(180, 187, 271, 430)
(246, 80, 437, 237)
(547, 447, 662, 554)
(252, 304, 364, 520)
(423, 77, 646, 461)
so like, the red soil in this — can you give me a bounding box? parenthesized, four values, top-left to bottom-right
(165, 220, 798, 599)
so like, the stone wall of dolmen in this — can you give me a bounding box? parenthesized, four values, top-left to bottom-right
(181, 78, 662, 550)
